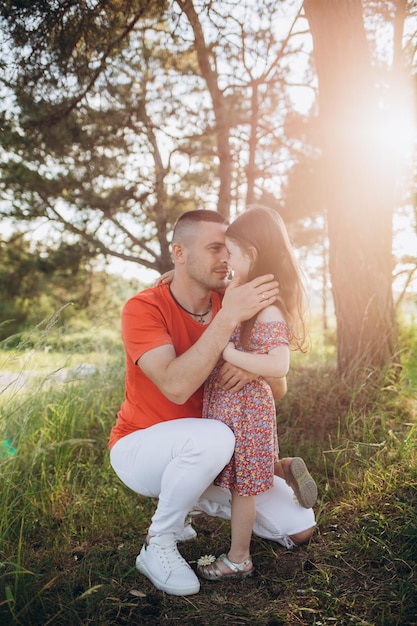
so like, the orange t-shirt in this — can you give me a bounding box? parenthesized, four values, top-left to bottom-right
(108, 283, 222, 449)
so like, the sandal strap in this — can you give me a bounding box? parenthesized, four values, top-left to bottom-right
(197, 552, 254, 580)
(219, 553, 252, 573)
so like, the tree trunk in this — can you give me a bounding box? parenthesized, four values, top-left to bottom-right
(304, 0, 399, 376)
(177, 0, 232, 218)
(246, 82, 259, 205)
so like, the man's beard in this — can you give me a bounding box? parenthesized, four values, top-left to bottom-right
(187, 261, 229, 291)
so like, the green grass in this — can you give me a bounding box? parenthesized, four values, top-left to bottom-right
(0, 320, 416, 625)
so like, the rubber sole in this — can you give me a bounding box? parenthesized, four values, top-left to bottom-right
(285, 457, 318, 508)
(135, 547, 200, 596)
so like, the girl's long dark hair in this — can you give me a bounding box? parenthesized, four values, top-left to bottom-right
(226, 205, 308, 351)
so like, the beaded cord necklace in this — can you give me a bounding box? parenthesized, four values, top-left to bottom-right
(169, 286, 212, 324)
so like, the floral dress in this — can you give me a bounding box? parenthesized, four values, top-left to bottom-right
(202, 320, 290, 496)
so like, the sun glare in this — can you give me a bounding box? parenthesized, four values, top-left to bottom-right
(377, 104, 416, 163)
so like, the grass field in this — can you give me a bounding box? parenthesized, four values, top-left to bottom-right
(0, 318, 416, 625)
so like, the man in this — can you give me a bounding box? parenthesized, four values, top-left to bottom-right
(109, 210, 316, 596)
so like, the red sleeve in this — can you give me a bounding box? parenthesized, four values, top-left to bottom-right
(122, 291, 173, 366)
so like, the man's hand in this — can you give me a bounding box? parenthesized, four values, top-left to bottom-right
(219, 273, 279, 328)
(217, 361, 257, 392)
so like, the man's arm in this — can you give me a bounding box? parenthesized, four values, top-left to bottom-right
(138, 274, 279, 404)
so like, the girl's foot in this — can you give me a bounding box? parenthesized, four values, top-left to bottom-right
(197, 553, 254, 580)
(277, 457, 318, 508)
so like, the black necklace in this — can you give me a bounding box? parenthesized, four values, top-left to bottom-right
(169, 286, 212, 324)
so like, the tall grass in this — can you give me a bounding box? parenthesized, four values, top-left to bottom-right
(0, 317, 416, 625)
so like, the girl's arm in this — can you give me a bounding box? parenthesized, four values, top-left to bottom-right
(222, 304, 290, 379)
(222, 342, 289, 378)
(267, 375, 287, 401)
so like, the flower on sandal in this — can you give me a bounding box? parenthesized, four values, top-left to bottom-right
(197, 554, 216, 566)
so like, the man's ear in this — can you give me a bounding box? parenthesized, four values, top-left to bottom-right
(171, 242, 186, 264)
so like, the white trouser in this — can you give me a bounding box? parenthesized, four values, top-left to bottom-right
(110, 418, 315, 546)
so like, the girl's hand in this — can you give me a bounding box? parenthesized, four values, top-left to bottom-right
(154, 269, 174, 286)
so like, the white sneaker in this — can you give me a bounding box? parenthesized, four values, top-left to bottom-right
(176, 516, 197, 542)
(135, 533, 200, 596)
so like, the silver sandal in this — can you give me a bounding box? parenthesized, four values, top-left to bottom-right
(197, 553, 254, 581)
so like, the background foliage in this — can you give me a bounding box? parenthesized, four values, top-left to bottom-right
(1, 0, 416, 373)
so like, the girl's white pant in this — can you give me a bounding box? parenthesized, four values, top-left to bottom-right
(110, 418, 315, 548)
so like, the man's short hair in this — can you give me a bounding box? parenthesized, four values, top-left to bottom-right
(172, 210, 226, 244)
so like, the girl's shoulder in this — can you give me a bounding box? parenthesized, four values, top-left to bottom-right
(256, 304, 286, 324)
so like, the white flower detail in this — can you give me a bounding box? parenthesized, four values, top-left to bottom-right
(197, 554, 216, 566)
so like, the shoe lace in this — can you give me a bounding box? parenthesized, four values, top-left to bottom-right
(155, 542, 186, 573)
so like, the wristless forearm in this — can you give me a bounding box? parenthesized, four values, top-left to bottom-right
(224, 347, 288, 378)
(163, 314, 236, 403)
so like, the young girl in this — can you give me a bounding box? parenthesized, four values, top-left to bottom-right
(197, 205, 316, 581)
